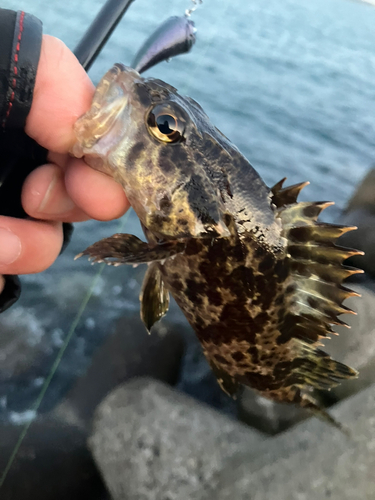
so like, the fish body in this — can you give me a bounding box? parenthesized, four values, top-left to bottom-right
(72, 64, 362, 426)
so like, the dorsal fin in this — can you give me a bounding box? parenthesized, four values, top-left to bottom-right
(271, 178, 363, 348)
(271, 178, 310, 207)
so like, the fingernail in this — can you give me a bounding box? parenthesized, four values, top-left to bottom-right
(0, 228, 22, 265)
(37, 168, 76, 215)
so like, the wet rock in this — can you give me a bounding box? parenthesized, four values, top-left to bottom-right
(0, 416, 109, 500)
(89, 378, 266, 500)
(52, 314, 184, 427)
(213, 382, 375, 500)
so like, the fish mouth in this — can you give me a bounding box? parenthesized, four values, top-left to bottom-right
(71, 64, 141, 160)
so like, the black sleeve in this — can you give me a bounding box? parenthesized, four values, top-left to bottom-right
(0, 9, 73, 313)
(0, 10, 42, 128)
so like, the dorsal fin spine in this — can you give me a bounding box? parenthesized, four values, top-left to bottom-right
(271, 178, 361, 400)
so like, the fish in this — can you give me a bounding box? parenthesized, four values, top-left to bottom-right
(71, 63, 363, 430)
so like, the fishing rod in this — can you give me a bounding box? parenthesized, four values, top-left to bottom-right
(74, 0, 198, 74)
(74, 0, 135, 71)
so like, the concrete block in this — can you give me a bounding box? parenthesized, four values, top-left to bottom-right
(214, 383, 375, 500)
(53, 314, 184, 427)
(89, 378, 266, 500)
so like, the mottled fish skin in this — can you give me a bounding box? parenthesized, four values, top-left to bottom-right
(72, 64, 362, 429)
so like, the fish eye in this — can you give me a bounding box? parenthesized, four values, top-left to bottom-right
(147, 104, 186, 143)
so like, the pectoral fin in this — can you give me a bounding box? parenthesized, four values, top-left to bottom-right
(140, 263, 170, 333)
(76, 233, 185, 265)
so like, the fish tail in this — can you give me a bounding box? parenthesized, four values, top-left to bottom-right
(297, 390, 351, 436)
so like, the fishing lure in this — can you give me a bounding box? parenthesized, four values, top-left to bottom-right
(132, 16, 197, 74)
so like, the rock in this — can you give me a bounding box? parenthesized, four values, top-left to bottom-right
(52, 314, 184, 427)
(89, 378, 266, 500)
(238, 388, 310, 435)
(337, 167, 375, 277)
(213, 382, 375, 500)
(345, 168, 375, 215)
(0, 416, 109, 500)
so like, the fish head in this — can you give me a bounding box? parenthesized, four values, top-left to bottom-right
(72, 64, 235, 240)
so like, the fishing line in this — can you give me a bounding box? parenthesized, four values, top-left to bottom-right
(185, 0, 203, 17)
(0, 212, 130, 490)
(179, 0, 232, 95)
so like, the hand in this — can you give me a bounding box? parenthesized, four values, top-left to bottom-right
(0, 35, 130, 294)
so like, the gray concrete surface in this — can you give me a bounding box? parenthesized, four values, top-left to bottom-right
(89, 378, 266, 500)
(52, 314, 184, 427)
(238, 388, 310, 434)
(214, 383, 375, 500)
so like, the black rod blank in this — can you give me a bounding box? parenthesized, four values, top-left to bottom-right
(74, 0, 135, 71)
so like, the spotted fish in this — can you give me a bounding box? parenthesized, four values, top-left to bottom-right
(71, 64, 363, 429)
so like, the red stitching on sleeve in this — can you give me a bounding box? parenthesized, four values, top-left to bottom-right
(2, 11, 25, 128)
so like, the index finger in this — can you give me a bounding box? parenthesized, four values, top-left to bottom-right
(25, 35, 95, 154)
